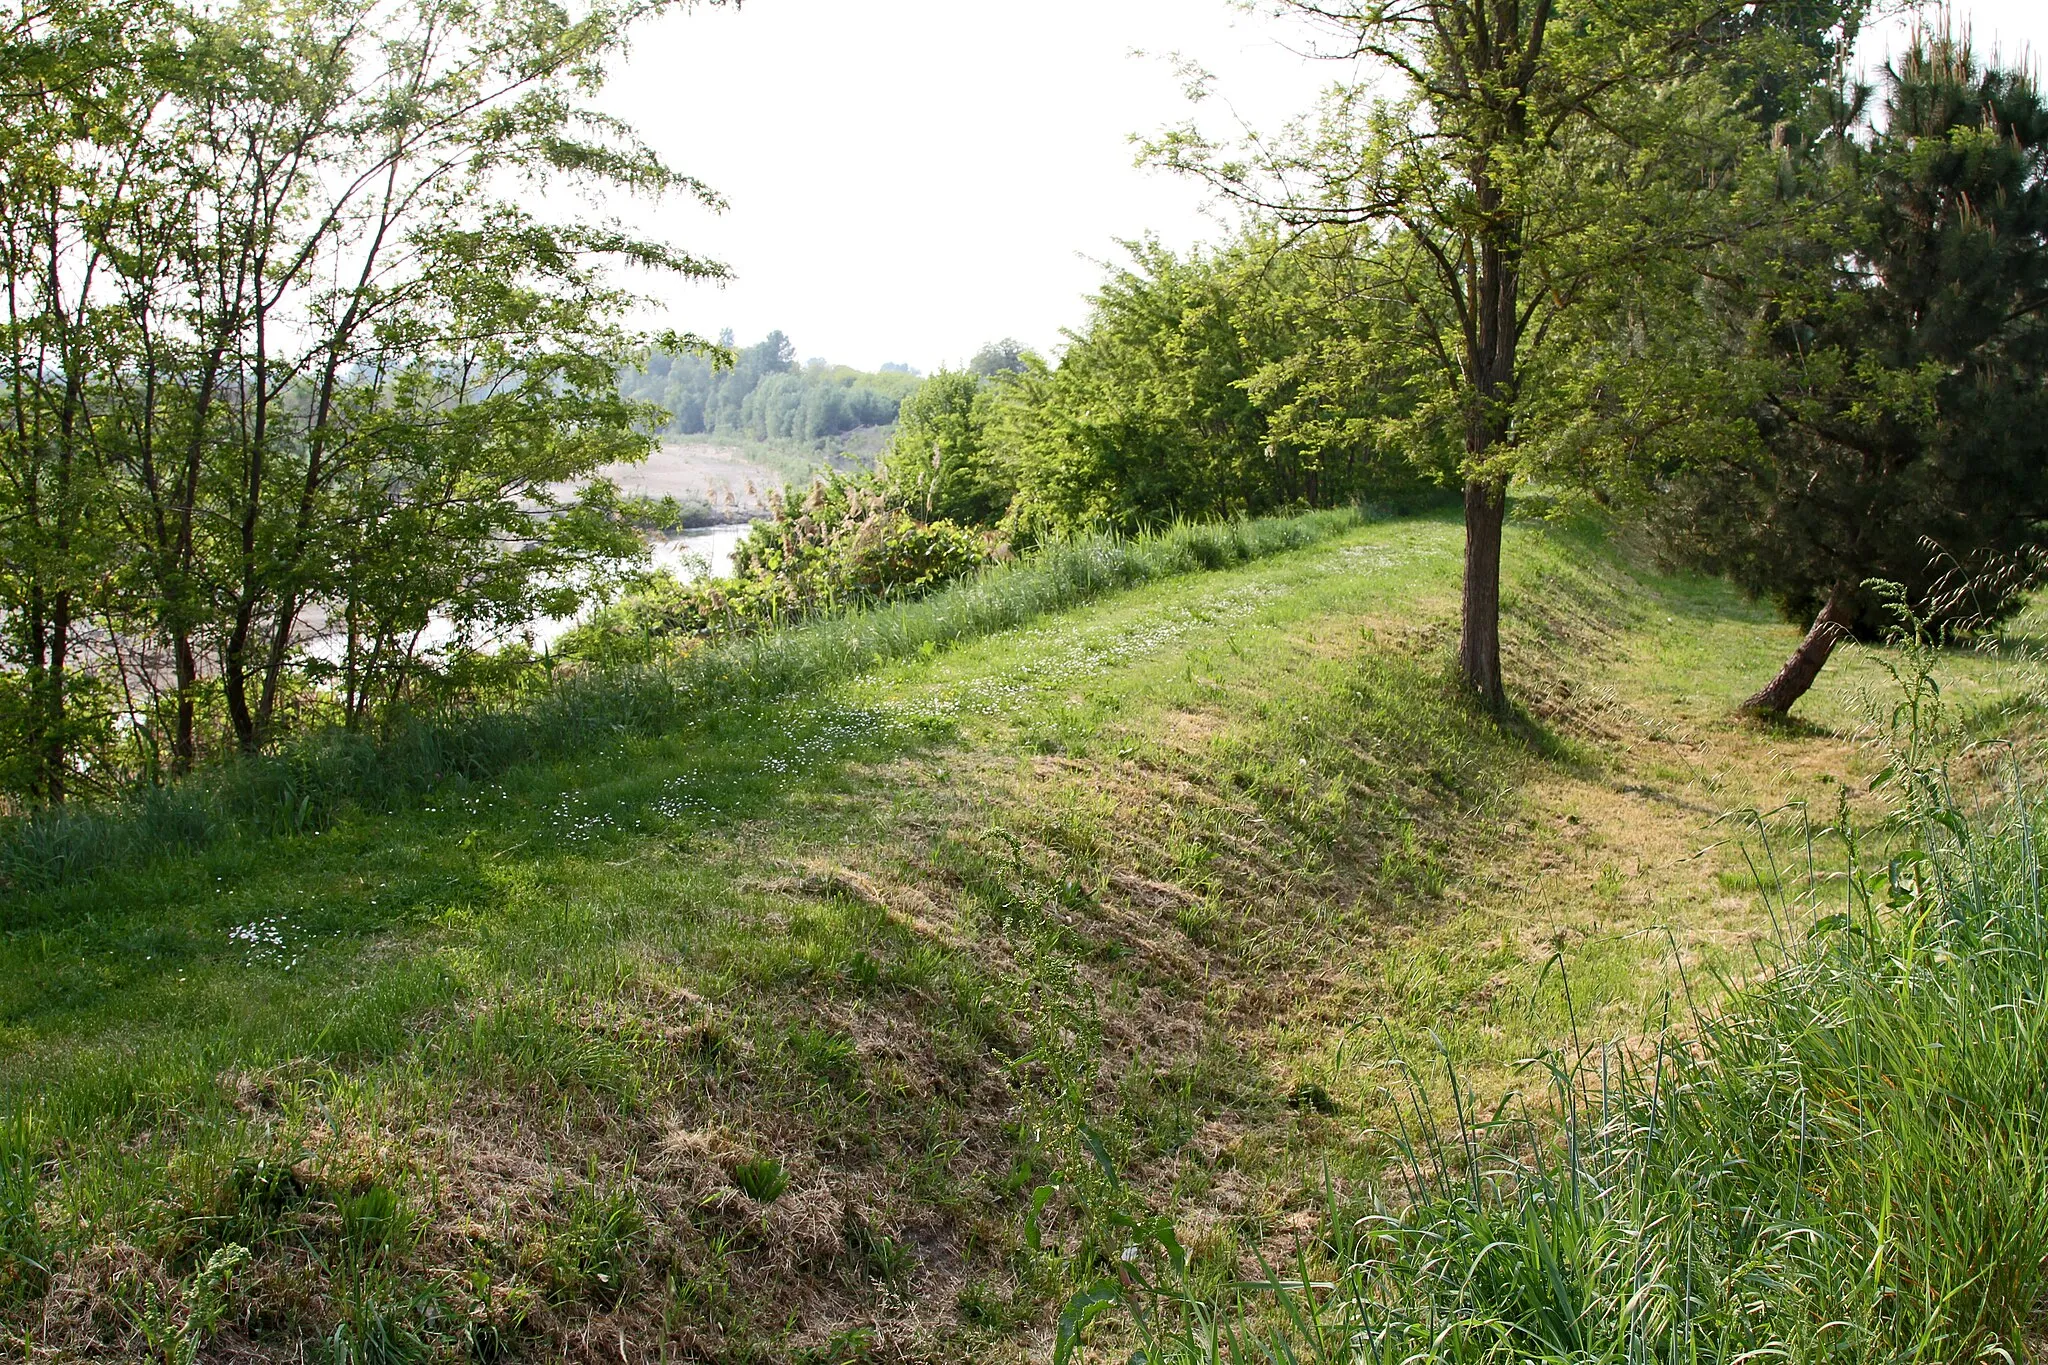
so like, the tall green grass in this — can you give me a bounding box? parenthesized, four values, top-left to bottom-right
(1063, 663, 2048, 1364)
(0, 508, 1376, 899)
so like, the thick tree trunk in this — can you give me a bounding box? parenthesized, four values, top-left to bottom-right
(1742, 582, 1856, 716)
(1459, 476, 1509, 710)
(1454, 141, 1519, 714)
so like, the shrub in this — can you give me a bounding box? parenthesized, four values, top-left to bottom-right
(565, 470, 997, 653)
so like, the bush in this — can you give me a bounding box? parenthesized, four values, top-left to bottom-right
(987, 235, 1443, 536)
(881, 367, 1019, 526)
(563, 470, 995, 653)
(839, 512, 988, 598)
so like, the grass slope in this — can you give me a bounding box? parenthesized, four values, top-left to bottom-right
(0, 510, 2037, 1362)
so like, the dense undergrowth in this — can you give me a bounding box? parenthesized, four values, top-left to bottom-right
(1068, 645, 2048, 1363)
(0, 509, 1365, 899)
(563, 473, 1000, 654)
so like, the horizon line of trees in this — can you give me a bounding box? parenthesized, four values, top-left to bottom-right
(617, 332, 922, 446)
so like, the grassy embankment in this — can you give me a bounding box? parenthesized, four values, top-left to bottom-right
(1078, 633, 2048, 1364)
(0, 507, 2038, 1361)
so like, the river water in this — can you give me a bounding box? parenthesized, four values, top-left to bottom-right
(299, 521, 759, 663)
(527, 522, 754, 650)
(646, 523, 752, 583)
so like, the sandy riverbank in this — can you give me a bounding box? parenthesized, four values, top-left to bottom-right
(594, 441, 784, 516)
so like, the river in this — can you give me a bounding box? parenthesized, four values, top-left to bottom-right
(526, 521, 756, 650)
(296, 521, 761, 664)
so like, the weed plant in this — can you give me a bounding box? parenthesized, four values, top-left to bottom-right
(0, 1117, 45, 1305)
(128, 1243, 249, 1365)
(1061, 654, 2048, 1364)
(336, 1183, 415, 1265)
(730, 1156, 789, 1204)
(0, 508, 1369, 899)
(541, 1167, 645, 1307)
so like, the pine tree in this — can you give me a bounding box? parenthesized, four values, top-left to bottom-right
(1666, 29, 2048, 714)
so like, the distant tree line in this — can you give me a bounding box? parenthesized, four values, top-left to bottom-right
(618, 332, 922, 444)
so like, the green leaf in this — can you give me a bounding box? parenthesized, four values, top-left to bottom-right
(1025, 1184, 1058, 1254)
(1053, 1279, 1124, 1365)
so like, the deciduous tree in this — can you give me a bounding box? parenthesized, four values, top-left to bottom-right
(0, 0, 731, 798)
(1154, 0, 1858, 708)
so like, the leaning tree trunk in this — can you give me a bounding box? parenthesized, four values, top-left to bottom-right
(1743, 581, 1856, 716)
(1459, 475, 1509, 710)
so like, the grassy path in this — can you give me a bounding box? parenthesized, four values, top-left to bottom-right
(1, 511, 2037, 1361)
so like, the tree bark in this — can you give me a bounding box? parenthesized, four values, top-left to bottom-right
(1742, 581, 1856, 716)
(1459, 476, 1509, 710)
(224, 602, 260, 751)
(1454, 135, 1519, 713)
(171, 632, 199, 773)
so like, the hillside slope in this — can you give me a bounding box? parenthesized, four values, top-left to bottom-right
(2, 510, 2037, 1362)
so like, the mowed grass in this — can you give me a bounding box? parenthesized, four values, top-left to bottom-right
(1076, 644, 2048, 1365)
(1, 508, 2040, 1361)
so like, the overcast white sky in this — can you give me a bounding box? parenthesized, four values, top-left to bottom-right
(595, 0, 2048, 374)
